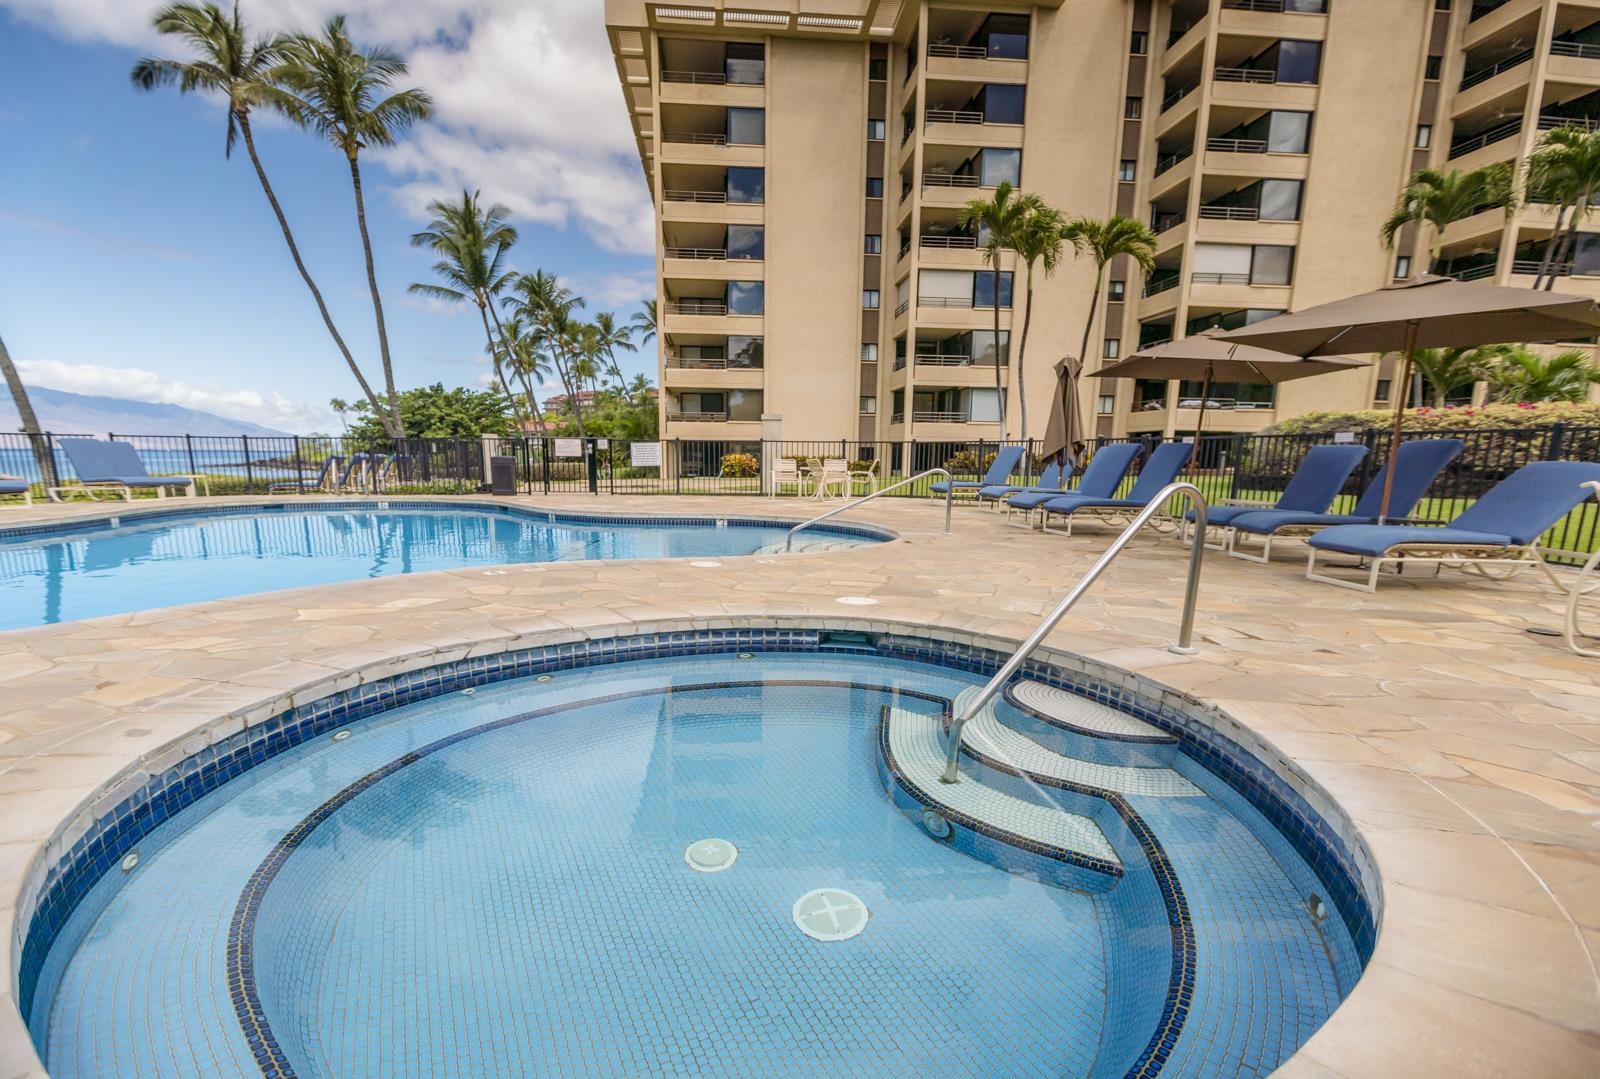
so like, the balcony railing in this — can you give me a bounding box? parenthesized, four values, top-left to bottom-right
(925, 108, 985, 125)
(920, 234, 979, 248)
(1538, 115, 1600, 132)
(664, 300, 729, 315)
(670, 411, 730, 422)
(663, 189, 728, 203)
(913, 410, 970, 423)
(1153, 212, 1188, 232)
(1143, 276, 1181, 297)
(922, 172, 981, 188)
(661, 70, 765, 86)
(927, 43, 987, 60)
(1191, 271, 1253, 285)
(1154, 145, 1194, 176)
(1447, 118, 1522, 159)
(666, 356, 762, 369)
(1447, 264, 1498, 281)
(1551, 40, 1600, 61)
(915, 353, 990, 366)
(1161, 82, 1198, 112)
(918, 296, 975, 308)
(1513, 259, 1575, 276)
(1214, 67, 1277, 84)
(1459, 47, 1533, 91)
(662, 131, 729, 145)
(890, 412, 906, 423)
(1206, 136, 1269, 153)
(664, 247, 728, 260)
(1198, 205, 1262, 221)
(894, 299, 911, 315)
(1168, 23, 1200, 47)
(1221, 0, 1315, 11)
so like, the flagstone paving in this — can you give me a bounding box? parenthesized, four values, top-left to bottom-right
(1, 493, 1598, 1077)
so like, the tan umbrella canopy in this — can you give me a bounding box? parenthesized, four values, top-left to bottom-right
(1216, 274, 1600, 518)
(1040, 355, 1086, 467)
(1093, 327, 1369, 468)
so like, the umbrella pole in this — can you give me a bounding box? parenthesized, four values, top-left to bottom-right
(1188, 364, 1212, 473)
(1379, 320, 1419, 523)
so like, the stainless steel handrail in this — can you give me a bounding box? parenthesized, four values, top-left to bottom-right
(940, 482, 1208, 783)
(785, 468, 954, 551)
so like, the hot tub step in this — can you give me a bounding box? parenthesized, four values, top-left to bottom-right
(1007, 679, 1175, 744)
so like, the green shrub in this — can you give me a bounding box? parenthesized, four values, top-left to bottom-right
(719, 452, 760, 478)
(1267, 401, 1600, 436)
(943, 449, 998, 475)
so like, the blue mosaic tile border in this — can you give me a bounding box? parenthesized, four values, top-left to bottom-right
(0, 499, 893, 545)
(875, 634, 1379, 965)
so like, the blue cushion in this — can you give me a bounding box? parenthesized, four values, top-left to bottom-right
(1308, 525, 1515, 556)
(1039, 495, 1141, 515)
(929, 481, 983, 494)
(1230, 510, 1373, 535)
(1072, 443, 1142, 498)
(106, 476, 192, 488)
(1449, 460, 1600, 544)
(978, 445, 1028, 486)
(1349, 439, 1464, 519)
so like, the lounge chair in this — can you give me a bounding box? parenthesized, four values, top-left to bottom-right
(978, 460, 1070, 508)
(1038, 441, 1193, 536)
(1305, 460, 1600, 592)
(51, 438, 208, 501)
(1005, 443, 1143, 527)
(930, 445, 1026, 500)
(369, 454, 397, 491)
(1185, 443, 1369, 548)
(0, 476, 32, 506)
(849, 458, 880, 495)
(268, 455, 343, 495)
(814, 458, 851, 500)
(769, 457, 801, 497)
(1228, 439, 1464, 562)
(334, 453, 370, 493)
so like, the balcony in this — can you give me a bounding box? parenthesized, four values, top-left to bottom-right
(1191, 272, 1252, 286)
(1549, 40, 1600, 62)
(1460, 47, 1533, 92)
(1220, 0, 1323, 11)
(920, 234, 978, 249)
(1154, 145, 1195, 176)
(911, 410, 970, 423)
(663, 189, 728, 203)
(928, 43, 988, 60)
(1214, 67, 1278, 84)
(661, 131, 729, 146)
(1161, 82, 1200, 113)
(922, 172, 982, 189)
(1206, 136, 1268, 153)
(663, 246, 728, 260)
(1143, 274, 1182, 298)
(1198, 205, 1261, 221)
(925, 108, 985, 125)
(1447, 118, 1522, 160)
(670, 410, 729, 422)
(665, 299, 729, 315)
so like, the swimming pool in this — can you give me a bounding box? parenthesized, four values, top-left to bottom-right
(0, 502, 884, 630)
(21, 631, 1374, 1078)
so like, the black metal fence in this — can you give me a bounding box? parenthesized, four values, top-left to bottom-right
(3, 426, 1597, 558)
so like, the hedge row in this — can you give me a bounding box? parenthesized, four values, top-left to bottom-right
(1267, 401, 1600, 435)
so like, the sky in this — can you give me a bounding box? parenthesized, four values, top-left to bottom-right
(0, 0, 656, 433)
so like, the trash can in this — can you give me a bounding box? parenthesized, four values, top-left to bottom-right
(489, 455, 516, 495)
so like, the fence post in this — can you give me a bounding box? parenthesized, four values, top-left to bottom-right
(675, 440, 683, 495)
(586, 439, 599, 495)
(292, 435, 304, 492)
(242, 435, 255, 493)
(1546, 422, 1568, 461)
(184, 434, 197, 479)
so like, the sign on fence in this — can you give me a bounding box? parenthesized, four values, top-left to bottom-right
(554, 438, 583, 459)
(630, 442, 663, 467)
(1333, 431, 1356, 444)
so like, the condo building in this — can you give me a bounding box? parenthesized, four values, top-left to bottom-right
(604, 0, 1600, 449)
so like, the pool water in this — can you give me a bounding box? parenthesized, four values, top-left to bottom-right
(0, 504, 876, 630)
(29, 652, 1361, 1079)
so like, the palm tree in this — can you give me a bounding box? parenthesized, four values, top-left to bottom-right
(329, 396, 350, 433)
(591, 311, 636, 390)
(630, 300, 657, 347)
(496, 317, 550, 433)
(1524, 125, 1600, 290)
(1380, 163, 1517, 272)
(505, 272, 591, 437)
(131, 3, 396, 435)
(1409, 346, 1489, 407)
(958, 181, 1029, 437)
(275, 16, 434, 438)
(1062, 215, 1157, 377)
(1481, 346, 1600, 402)
(408, 190, 521, 407)
(1007, 199, 1066, 443)
(0, 332, 53, 487)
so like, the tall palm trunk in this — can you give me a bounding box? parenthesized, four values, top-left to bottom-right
(1545, 188, 1593, 291)
(551, 342, 587, 438)
(1077, 267, 1105, 378)
(0, 332, 53, 487)
(474, 303, 518, 407)
(1534, 201, 1572, 289)
(238, 114, 394, 434)
(484, 302, 546, 433)
(1016, 261, 1037, 443)
(991, 264, 1006, 438)
(345, 153, 404, 434)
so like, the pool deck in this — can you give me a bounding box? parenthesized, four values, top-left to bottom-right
(1, 493, 1597, 1078)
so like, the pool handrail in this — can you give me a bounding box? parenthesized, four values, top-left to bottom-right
(785, 468, 954, 551)
(940, 482, 1209, 783)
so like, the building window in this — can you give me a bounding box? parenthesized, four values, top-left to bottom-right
(1395, 255, 1412, 279)
(861, 343, 878, 362)
(865, 177, 884, 198)
(979, 84, 1026, 125)
(863, 289, 881, 309)
(860, 396, 877, 415)
(1415, 124, 1432, 149)
(1103, 338, 1121, 359)
(726, 167, 765, 203)
(1108, 280, 1127, 301)
(977, 147, 1022, 187)
(1266, 110, 1312, 153)
(727, 281, 765, 315)
(1433, 0, 1450, 10)
(1125, 97, 1143, 120)
(1118, 160, 1136, 182)
(973, 271, 1014, 309)
(1130, 30, 1148, 55)
(1250, 244, 1296, 286)
(726, 107, 765, 145)
(1258, 179, 1304, 221)
(1425, 55, 1443, 80)
(865, 233, 882, 254)
(1098, 394, 1116, 415)
(867, 119, 886, 140)
(1375, 379, 1392, 402)
(727, 224, 764, 260)
(868, 58, 887, 81)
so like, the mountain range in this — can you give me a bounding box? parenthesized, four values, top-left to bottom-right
(0, 386, 289, 437)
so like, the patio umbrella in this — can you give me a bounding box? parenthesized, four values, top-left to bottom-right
(1216, 274, 1600, 519)
(1093, 327, 1369, 469)
(1040, 355, 1086, 468)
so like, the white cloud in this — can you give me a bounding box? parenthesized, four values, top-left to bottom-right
(2, 0, 654, 254)
(17, 359, 334, 432)
(558, 269, 657, 310)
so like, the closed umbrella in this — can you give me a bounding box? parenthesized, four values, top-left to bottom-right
(1093, 327, 1369, 469)
(1217, 274, 1600, 518)
(1041, 355, 1086, 468)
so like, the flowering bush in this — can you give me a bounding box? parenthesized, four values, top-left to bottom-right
(719, 452, 761, 478)
(943, 449, 998, 475)
(1268, 401, 1600, 435)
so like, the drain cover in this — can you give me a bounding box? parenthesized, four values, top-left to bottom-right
(792, 888, 869, 942)
(684, 838, 738, 873)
